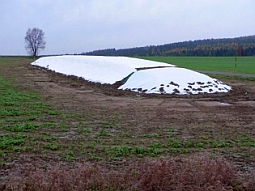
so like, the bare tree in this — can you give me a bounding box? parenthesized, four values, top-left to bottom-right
(25, 27, 46, 57)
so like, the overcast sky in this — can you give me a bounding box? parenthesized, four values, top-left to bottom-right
(1, 0, 254, 56)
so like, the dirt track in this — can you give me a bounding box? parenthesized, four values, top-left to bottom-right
(196, 70, 255, 78)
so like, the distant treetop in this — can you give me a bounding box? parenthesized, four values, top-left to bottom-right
(25, 27, 46, 57)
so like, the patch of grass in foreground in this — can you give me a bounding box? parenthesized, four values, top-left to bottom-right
(0, 76, 61, 164)
(138, 56, 255, 74)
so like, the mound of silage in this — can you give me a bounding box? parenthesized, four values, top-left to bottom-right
(118, 67, 232, 95)
(31, 55, 231, 95)
(31, 55, 172, 84)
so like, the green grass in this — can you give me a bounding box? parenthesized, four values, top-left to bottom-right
(138, 56, 255, 74)
(0, 72, 62, 163)
(0, 56, 34, 67)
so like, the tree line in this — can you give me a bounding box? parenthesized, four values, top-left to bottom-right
(83, 35, 255, 57)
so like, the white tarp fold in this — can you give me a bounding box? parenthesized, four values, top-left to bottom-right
(118, 67, 231, 95)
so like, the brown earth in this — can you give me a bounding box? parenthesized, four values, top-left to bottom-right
(1, 58, 255, 187)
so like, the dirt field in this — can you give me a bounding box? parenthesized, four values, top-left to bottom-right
(1, 58, 255, 186)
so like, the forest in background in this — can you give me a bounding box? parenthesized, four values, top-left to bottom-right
(83, 35, 255, 57)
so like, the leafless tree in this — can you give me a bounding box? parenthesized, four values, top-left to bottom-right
(25, 27, 46, 57)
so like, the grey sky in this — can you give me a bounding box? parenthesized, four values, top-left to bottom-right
(1, 0, 254, 56)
